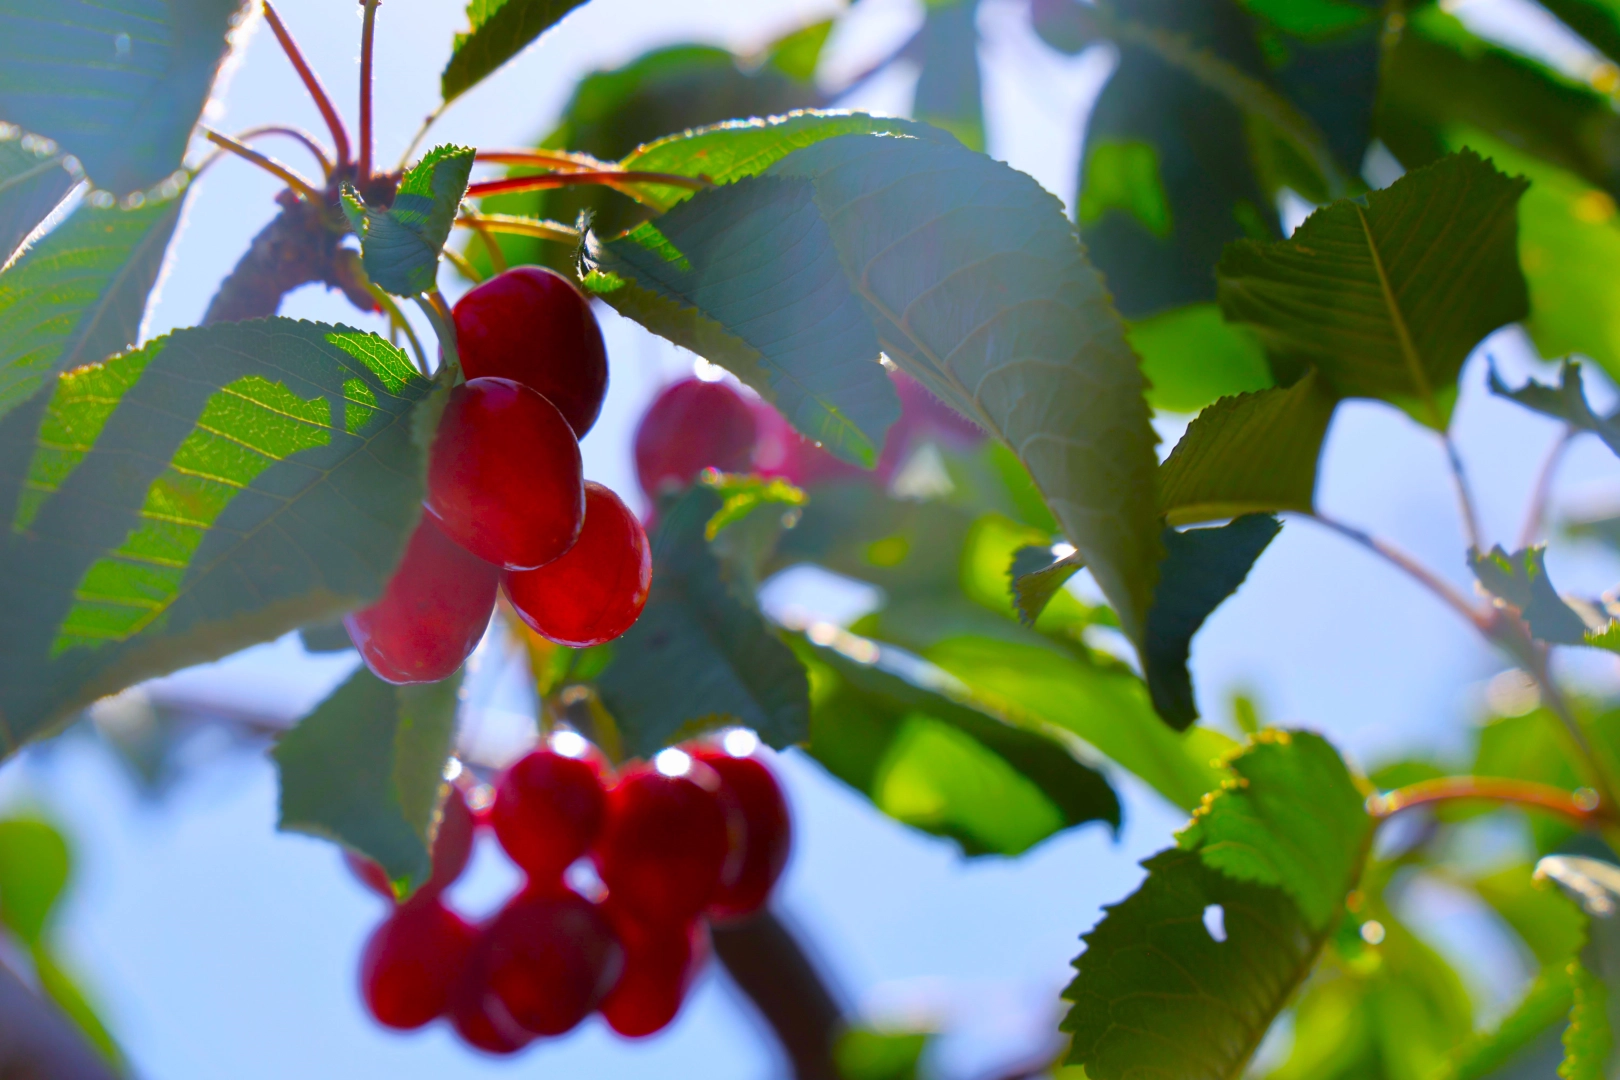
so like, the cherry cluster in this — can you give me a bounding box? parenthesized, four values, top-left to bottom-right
(345, 267, 653, 684)
(349, 731, 790, 1053)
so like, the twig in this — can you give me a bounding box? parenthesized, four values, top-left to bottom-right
(1519, 427, 1575, 548)
(441, 244, 484, 284)
(416, 290, 459, 377)
(395, 106, 444, 172)
(200, 127, 324, 203)
(1368, 775, 1604, 824)
(465, 170, 711, 198)
(457, 204, 508, 273)
(232, 124, 334, 176)
(453, 213, 579, 246)
(474, 148, 616, 171)
(261, 0, 352, 167)
(1302, 512, 1488, 629)
(712, 909, 844, 1080)
(357, 0, 381, 182)
(1444, 434, 1486, 553)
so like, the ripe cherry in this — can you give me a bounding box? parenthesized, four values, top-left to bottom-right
(449, 965, 535, 1055)
(633, 379, 758, 497)
(503, 482, 651, 647)
(454, 267, 609, 439)
(689, 738, 791, 921)
(346, 782, 477, 902)
(359, 898, 477, 1029)
(593, 753, 737, 925)
(876, 368, 984, 481)
(344, 514, 498, 685)
(492, 744, 609, 882)
(426, 377, 585, 570)
(750, 399, 860, 488)
(598, 903, 710, 1038)
(480, 888, 623, 1035)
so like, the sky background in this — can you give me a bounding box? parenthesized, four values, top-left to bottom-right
(2, 0, 1617, 1076)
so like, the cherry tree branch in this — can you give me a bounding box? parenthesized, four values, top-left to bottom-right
(357, 0, 381, 181)
(1519, 427, 1575, 548)
(712, 909, 845, 1080)
(1301, 512, 1488, 630)
(1368, 775, 1605, 824)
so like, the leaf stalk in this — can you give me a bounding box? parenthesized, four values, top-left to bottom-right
(261, 1, 352, 167)
(200, 127, 325, 203)
(1369, 775, 1605, 825)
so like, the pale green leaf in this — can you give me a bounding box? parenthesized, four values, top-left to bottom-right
(345, 144, 474, 296)
(31, 946, 122, 1067)
(0, 817, 69, 946)
(1008, 545, 1083, 627)
(1127, 303, 1273, 415)
(441, 0, 591, 105)
(913, 0, 983, 151)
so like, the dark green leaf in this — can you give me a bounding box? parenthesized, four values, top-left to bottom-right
(1539, 0, 1620, 65)
(1144, 515, 1280, 729)
(0, 319, 432, 756)
(0, 193, 185, 423)
(595, 485, 809, 759)
(1158, 371, 1337, 526)
(274, 666, 460, 892)
(1219, 150, 1529, 429)
(1469, 545, 1590, 646)
(298, 620, 354, 654)
(31, 946, 122, 1066)
(344, 145, 473, 297)
(0, 0, 248, 193)
(0, 131, 75, 265)
(1127, 302, 1273, 414)
(913, 0, 983, 151)
(835, 1028, 931, 1080)
(1009, 545, 1083, 627)
(0, 817, 69, 946)
(1489, 360, 1620, 458)
(797, 627, 1120, 856)
(440, 0, 591, 105)
(1176, 729, 1370, 928)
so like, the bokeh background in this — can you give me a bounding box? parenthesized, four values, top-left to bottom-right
(2, 0, 1616, 1075)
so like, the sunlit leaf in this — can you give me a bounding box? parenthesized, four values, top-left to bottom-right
(1489, 360, 1620, 459)
(1009, 545, 1084, 627)
(0, 131, 75, 265)
(835, 1027, 932, 1080)
(0, 817, 69, 946)
(344, 144, 473, 297)
(913, 0, 983, 151)
(1127, 303, 1273, 415)
(1534, 855, 1620, 1080)
(441, 0, 591, 105)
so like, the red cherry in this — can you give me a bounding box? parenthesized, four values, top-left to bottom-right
(689, 744, 792, 921)
(454, 267, 609, 439)
(344, 514, 498, 684)
(593, 756, 737, 925)
(633, 379, 758, 497)
(492, 748, 609, 881)
(426, 377, 585, 570)
(598, 903, 710, 1038)
(359, 899, 477, 1029)
(749, 399, 861, 488)
(346, 783, 478, 902)
(480, 889, 623, 1035)
(448, 964, 535, 1055)
(503, 483, 651, 647)
(875, 368, 983, 481)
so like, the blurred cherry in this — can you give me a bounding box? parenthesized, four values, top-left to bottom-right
(633, 379, 757, 497)
(492, 742, 609, 882)
(346, 783, 477, 902)
(598, 902, 710, 1037)
(690, 737, 791, 921)
(359, 898, 477, 1029)
(449, 963, 535, 1055)
(480, 889, 623, 1035)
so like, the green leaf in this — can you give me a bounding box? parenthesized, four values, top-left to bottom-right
(0, 193, 186, 423)
(0, 130, 75, 265)
(1490, 360, 1620, 459)
(441, 0, 591, 105)
(32, 946, 123, 1067)
(1144, 515, 1280, 729)
(274, 666, 460, 893)
(0, 817, 69, 946)
(594, 484, 810, 759)
(0, 0, 248, 193)
(345, 144, 474, 296)
(1440, 967, 1574, 1080)
(0, 318, 433, 756)
(1218, 150, 1529, 429)
(913, 0, 983, 151)
(1127, 302, 1273, 415)
(835, 1028, 931, 1080)
(766, 19, 835, 83)
(1534, 855, 1620, 1080)
(1176, 729, 1371, 929)
(796, 627, 1120, 856)
(1539, 0, 1620, 65)
(1009, 545, 1084, 627)
(1468, 544, 1591, 646)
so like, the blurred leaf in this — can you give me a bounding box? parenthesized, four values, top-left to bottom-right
(767, 19, 835, 82)
(595, 485, 809, 758)
(1144, 515, 1281, 729)
(1566, 960, 1613, 1080)
(344, 144, 473, 297)
(1534, 856, 1620, 1080)
(913, 0, 983, 151)
(1539, 0, 1620, 64)
(0, 132, 75, 265)
(1473, 863, 1589, 968)
(798, 628, 1120, 855)
(0, 817, 69, 945)
(0, 0, 246, 193)
(0, 193, 185, 423)
(1009, 545, 1084, 627)
(1127, 302, 1274, 414)
(440, 0, 590, 104)
(274, 666, 459, 893)
(298, 620, 353, 654)
(1219, 151, 1528, 429)
(1158, 372, 1337, 526)
(0, 319, 432, 756)
(836, 1028, 931, 1080)
(32, 946, 123, 1067)
(1441, 968, 1573, 1080)
(1468, 545, 1590, 646)
(1489, 360, 1620, 458)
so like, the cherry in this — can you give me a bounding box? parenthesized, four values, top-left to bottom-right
(690, 741, 791, 921)
(359, 898, 477, 1030)
(426, 377, 585, 570)
(448, 965, 535, 1055)
(876, 368, 983, 481)
(346, 782, 477, 902)
(598, 903, 710, 1038)
(593, 754, 737, 925)
(454, 267, 609, 439)
(503, 482, 651, 647)
(750, 399, 860, 488)
(344, 514, 498, 685)
(479, 888, 623, 1035)
(633, 379, 758, 497)
(492, 746, 609, 882)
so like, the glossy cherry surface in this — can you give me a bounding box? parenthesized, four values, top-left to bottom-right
(346, 783, 477, 902)
(633, 379, 757, 497)
(480, 889, 622, 1035)
(344, 514, 498, 684)
(598, 904, 709, 1038)
(491, 747, 609, 881)
(448, 966, 535, 1055)
(503, 482, 651, 647)
(690, 744, 791, 921)
(593, 756, 735, 925)
(359, 898, 477, 1029)
(426, 377, 584, 570)
(454, 266, 609, 438)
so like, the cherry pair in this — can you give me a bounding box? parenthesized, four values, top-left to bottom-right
(344, 267, 652, 685)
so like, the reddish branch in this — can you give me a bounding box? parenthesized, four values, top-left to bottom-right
(261, 1, 352, 168)
(465, 171, 711, 198)
(712, 909, 844, 1080)
(1369, 776, 1606, 825)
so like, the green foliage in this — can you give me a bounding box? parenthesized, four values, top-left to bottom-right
(835, 1028, 931, 1080)
(0, 318, 433, 757)
(1442, 966, 1572, 1080)
(344, 145, 474, 297)
(441, 0, 592, 105)
(0, 193, 185, 422)
(0, 817, 68, 946)
(913, 0, 983, 151)
(1219, 151, 1529, 429)
(1008, 545, 1083, 627)
(1468, 545, 1590, 646)
(1535, 856, 1620, 1080)
(1127, 303, 1273, 415)
(1490, 360, 1620, 459)
(274, 666, 460, 893)
(0, 0, 247, 193)
(0, 131, 75, 265)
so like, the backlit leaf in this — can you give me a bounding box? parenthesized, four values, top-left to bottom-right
(0, 817, 69, 946)
(1468, 544, 1590, 646)
(31, 947, 122, 1066)
(1489, 360, 1620, 459)
(344, 144, 473, 297)
(1534, 855, 1620, 1080)
(1009, 545, 1084, 627)
(0, 130, 75, 265)
(913, 0, 984, 151)
(1127, 303, 1273, 414)
(441, 0, 591, 105)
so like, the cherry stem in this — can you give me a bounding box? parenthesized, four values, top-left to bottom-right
(1444, 432, 1485, 554)
(455, 205, 507, 273)
(453, 213, 578, 246)
(395, 107, 442, 171)
(415, 290, 459, 379)
(440, 244, 484, 284)
(232, 124, 334, 177)
(1519, 426, 1575, 548)
(1303, 511, 1488, 630)
(473, 148, 614, 170)
(261, 1, 352, 168)
(200, 127, 324, 203)
(1369, 775, 1605, 825)
(464, 171, 711, 199)
(357, 0, 381, 182)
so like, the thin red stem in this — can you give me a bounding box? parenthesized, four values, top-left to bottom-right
(233, 124, 333, 176)
(358, 0, 380, 181)
(261, 1, 351, 167)
(1369, 775, 1604, 826)
(465, 171, 711, 198)
(200, 127, 324, 203)
(473, 148, 613, 170)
